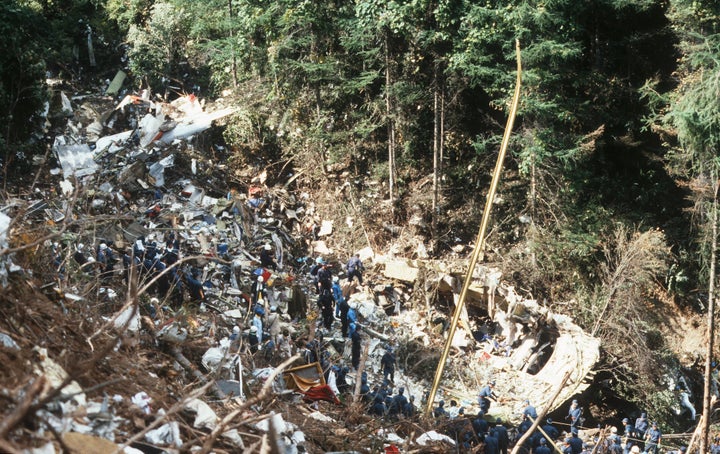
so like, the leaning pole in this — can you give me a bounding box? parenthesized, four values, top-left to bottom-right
(424, 39, 522, 417)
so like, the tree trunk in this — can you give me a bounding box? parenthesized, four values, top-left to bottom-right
(432, 61, 440, 235)
(385, 30, 395, 212)
(700, 179, 719, 453)
(228, 0, 238, 88)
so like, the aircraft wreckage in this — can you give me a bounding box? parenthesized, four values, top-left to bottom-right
(381, 256, 600, 423)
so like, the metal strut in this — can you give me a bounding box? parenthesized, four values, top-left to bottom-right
(424, 39, 523, 417)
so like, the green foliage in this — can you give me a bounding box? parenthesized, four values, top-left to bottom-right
(0, 1, 48, 149)
(106, 0, 154, 30)
(126, 2, 191, 90)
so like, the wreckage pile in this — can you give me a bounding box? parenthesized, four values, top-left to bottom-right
(0, 82, 602, 453)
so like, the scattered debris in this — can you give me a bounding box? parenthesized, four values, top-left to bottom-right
(0, 79, 607, 453)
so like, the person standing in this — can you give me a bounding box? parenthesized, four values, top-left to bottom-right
(535, 438, 552, 454)
(347, 303, 358, 337)
(259, 243, 277, 270)
(388, 387, 408, 418)
(248, 325, 259, 352)
(266, 306, 281, 347)
(319, 288, 334, 331)
(252, 308, 264, 344)
(317, 261, 333, 293)
(542, 418, 560, 441)
(338, 294, 350, 337)
(622, 417, 637, 454)
(494, 417, 510, 454)
(634, 412, 649, 439)
(252, 275, 267, 306)
(185, 269, 205, 302)
(381, 348, 396, 383)
(478, 381, 498, 413)
(433, 400, 448, 418)
(521, 399, 538, 421)
(484, 429, 500, 454)
(346, 253, 364, 285)
(97, 243, 116, 281)
(567, 399, 583, 431)
(351, 325, 362, 370)
(568, 431, 583, 454)
(74, 243, 88, 267)
(645, 422, 662, 454)
(332, 276, 345, 318)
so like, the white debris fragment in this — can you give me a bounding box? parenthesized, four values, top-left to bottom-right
(145, 419, 182, 447)
(307, 411, 335, 423)
(113, 305, 140, 333)
(33, 347, 86, 406)
(311, 240, 333, 255)
(156, 323, 188, 343)
(184, 398, 218, 430)
(0, 212, 10, 287)
(52, 136, 98, 178)
(255, 412, 296, 433)
(0, 332, 19, 350)
(131, 391, 152, 414)
(94, 130, 133, 154)
(60, 91, 74, 116)
(25, 442, 56, 454)
(291, 431, 306, 444)
(201, 338, 231, 372)
(416, 430, 455, 446)
(377, 428, 404, 443)
(317, 219, 334, 236)
(59, 180, 74, 196)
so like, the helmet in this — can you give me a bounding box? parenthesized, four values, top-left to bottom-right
(257, 276, 264, 283)
(232, 326, 241, 333)
(332, 276, 339, 283)
(270, 305, 277, 312)
(250, 326, 257, 333)
(264, 244, 272, 250)
(99, 243, 108, 250)
(316, 257, 324, 264)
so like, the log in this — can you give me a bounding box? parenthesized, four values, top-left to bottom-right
(170, 346, 227, 400)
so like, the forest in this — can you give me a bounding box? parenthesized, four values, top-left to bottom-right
(1, 0, 720, 449)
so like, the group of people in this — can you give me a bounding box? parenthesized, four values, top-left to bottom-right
(53, 230, 210, 308)
(424, 387, 702, 454)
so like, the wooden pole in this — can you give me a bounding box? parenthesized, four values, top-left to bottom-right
(424, 40, 522, 417)
(511, 370, 571, 454)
